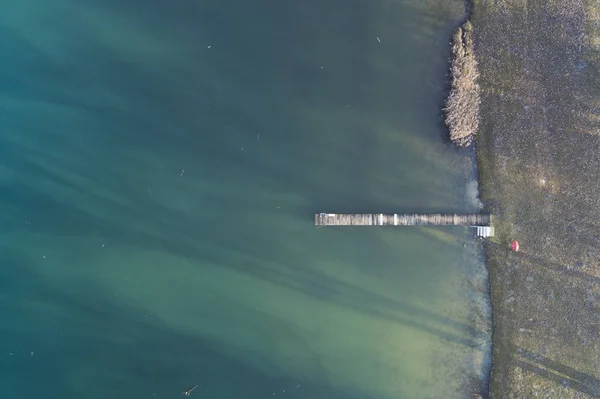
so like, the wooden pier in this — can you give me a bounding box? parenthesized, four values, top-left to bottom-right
(315, 213, 492, 227)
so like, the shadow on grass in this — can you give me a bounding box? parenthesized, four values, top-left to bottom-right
(513, 347, 600, 397)
(516, 249, 600, 287)
(485, 241, 600, 286)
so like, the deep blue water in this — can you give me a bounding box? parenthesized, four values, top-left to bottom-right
(0, 1, 491, 398)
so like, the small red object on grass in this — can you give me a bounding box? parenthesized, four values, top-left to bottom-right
(511, 241, 520, 252)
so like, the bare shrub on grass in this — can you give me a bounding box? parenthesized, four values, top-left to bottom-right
(445, 21, 481, 147)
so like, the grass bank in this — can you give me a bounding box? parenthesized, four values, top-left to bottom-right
(469, 0, 600, 397)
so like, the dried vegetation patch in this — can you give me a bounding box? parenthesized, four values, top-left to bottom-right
(445, 21, 481, 147)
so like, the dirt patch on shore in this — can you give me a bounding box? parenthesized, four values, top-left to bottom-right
(472, 0, 600, 397)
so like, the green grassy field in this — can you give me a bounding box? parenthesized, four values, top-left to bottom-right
(472, 0, 600, 397)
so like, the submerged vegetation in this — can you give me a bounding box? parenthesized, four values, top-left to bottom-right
(445, 21, 480, 147)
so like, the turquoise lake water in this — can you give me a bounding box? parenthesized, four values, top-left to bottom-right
(0, 0, 491, 398)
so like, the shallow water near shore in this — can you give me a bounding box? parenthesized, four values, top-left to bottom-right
(0, 0, 491, 398)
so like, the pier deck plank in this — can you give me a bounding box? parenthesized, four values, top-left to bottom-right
(315, 213, 491, 227)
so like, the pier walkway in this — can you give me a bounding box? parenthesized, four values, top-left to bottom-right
(315, 213, 492, 227)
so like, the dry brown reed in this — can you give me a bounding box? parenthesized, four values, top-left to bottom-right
(445, 21, 481, 147)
